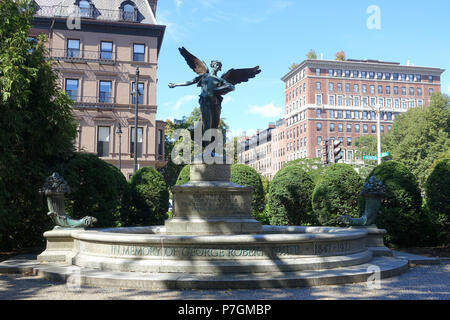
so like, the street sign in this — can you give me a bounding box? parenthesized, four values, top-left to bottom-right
(380, 152, 389, 158)
(364, 155, 378, 161)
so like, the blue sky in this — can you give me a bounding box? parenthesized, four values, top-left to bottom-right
(155, 0, 450, 136)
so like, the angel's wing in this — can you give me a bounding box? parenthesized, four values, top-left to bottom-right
(221, 66, 261, 85)
(178, 47, 208, 75)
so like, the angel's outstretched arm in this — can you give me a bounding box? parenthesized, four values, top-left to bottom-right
(168, 77, 199, 88)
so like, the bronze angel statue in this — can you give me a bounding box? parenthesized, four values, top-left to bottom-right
(169, 47, 261, 133)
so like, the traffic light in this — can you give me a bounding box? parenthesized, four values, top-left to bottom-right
(321, 140, 329, 165)
(333, 140, 343, 163)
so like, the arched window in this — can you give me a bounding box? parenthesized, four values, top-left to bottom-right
(79, 0, 91, 17)
(123, 4, 135, 21)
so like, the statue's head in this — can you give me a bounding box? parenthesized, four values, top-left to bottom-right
(210, 60, 222, 72)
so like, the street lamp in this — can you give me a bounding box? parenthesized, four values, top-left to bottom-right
(116, 123, 122, 171)
(133, 67, 140, 174)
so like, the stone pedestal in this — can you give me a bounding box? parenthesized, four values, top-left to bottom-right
(165, 164, 262, 235)
(37, 229, 77, 263)
(350, 226, 393, 257)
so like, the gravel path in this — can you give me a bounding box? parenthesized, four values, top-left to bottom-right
(0, 261, 448, 300)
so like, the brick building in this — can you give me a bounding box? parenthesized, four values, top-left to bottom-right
(30, 0, 166, 179)
(281, 59, 444, 163)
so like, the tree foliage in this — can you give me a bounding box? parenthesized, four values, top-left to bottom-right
(0, 0, 77, 250)
(335, 50, 346, 61)
(306, 49, 317, 60)
(425, 158, 450, 243)
(368, 161, 435, 247)
(268, 166, 316, 226)
(312, 164, 363, 226)
(129, 167, 169, 226)
(282, 158, 327, 184)
(56, 154, 129, 228)
(384, 93, 450, 188)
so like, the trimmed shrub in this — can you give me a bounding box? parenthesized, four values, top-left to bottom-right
(230, 164, 266, 219)
(56, 153, 129, 228)
(176, 164, 191, 186)
(129, 167, 169, 226)
(312, 164, 363, 226)
(282, 158, 327, 184)
(367, 161, 434, 247)
(425, 158, 450, 243)
(268, 166, 316, 226)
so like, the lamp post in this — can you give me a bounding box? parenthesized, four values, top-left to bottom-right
(116, 123, 122, 171)
(133, 67, 140, 174)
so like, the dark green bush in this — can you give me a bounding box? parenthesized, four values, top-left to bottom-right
(268, 166, 316, 226)
(230, 164, 266, 220)
(56, 153, 129, 228)
(425, 158, 450, 243)
(175, 164, 191, 186)
(312, 164, 363, 226)
(368, 161, 435, 247)
(129, 167, 169, 226)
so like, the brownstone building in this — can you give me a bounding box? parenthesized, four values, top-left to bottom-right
(30, 0, 166, 179)
(281, 59, 444, 163)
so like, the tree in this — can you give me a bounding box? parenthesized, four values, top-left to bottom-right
(0, 0, 77, 250)
(306, 49, 317, 60)
(335, 51, 346, 61)
(312, 164, 363, 226)
(129, 167, 169, 226)
(158, 108, 229, 187)
(282, 158, 327, 184)
(268, 166, 316, 226)
(289, 63, 300, 71)
(384, 93, 450, 188)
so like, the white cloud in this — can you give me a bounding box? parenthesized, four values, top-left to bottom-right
(248, 102, 282, 118)
(175, 0, 183, 9)
(173, 95, 197, 110)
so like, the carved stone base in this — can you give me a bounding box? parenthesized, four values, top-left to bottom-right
(350, 226, 393, 257)
(165, 164, 262, 235)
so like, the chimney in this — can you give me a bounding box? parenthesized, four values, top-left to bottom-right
(148, 0, 158, 16)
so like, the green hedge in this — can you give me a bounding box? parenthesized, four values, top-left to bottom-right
(268, 166, 316, 226)
(368, 161, 435, 247)
(425, 158, 450, 243)
(230, 164, 266, 221)
(176, 164, 191, 186)
(128, 167, 169, 226)
(312, 164, 363, 226)
(56, 153, 129, 228)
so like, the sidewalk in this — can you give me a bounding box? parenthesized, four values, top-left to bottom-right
(0, 259, 448, 300)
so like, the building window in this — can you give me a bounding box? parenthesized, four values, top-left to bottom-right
(329, 82, 334, 91)
(378, 98, 384, 107)
(100, 41, 113, 60)
(329, 95, 335, 106)
(130, 127, 143, 158)
(338, 124, 343, 132)
(316, 94, 322, 105)
(354, 111, 359, 119)
(316, 82, 321, 90)
(316, 69, 321, 76)
(362, 97, 368, 107)
(122, 3, 137, 21)
(99, 80, 112, 103)
(394, 86, 399, 95)
(355, 124, 360, 133)
(97, 126, 110, 157)
(402, 87, 406, 95)
(371, 125, 376, 133)
(79, 0, 91, 17)
(329, 69, 333, 77)
(346, 97, 352, 107)
(370, 97, 376, 106)
(330, 123, 335, 132)
(337, 110, 343, 119)
(316, 123, 322, 131)
(347, 137, 352, 147)
(347, 150, 353, 160)
(369, 72, 375, 79)
(386, 86, 391, 95)
(337, 96, 343, 106)
(336, 70, 342, 77)
(377, 72, 383, 79)
(317, 136, 322, 145)
(393, 73, 399, 81)
(346, 124, 352, 133)
(132, 82, 144, 105)
(354, 84, 359, 93)
(394, 99, 400, 108)
(363, 111, 368, 120)
(316, 109, 322, 118)
(65, 79, 79, 101)
(385, 72, 391, 80)
(330, 110, 335, 118)
(346, 110, 351, 119)
(370, 85, 375, 94)
(362, 84, 367, 93)
(363, 124, 368, 133)
(386, 98, 392, 108)
(378, 85, 383, 94)
(133, 43, 145, 62)
(361, 71, 367, 78)
(346, 83, 351, 92)
(67, 39, 80, 58)
(416, 74, 422, 82)
(429, 88, 434, 95)
(345, 70, 350, 77)
(354, 96, 360, 107)
(417, 88, 422, 96)
(337, 83, 342, 92)
(428, 75, 433, 83)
